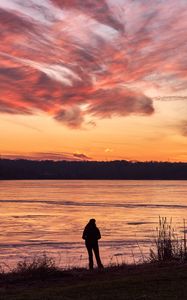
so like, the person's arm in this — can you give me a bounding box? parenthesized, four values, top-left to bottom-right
(97, 228, 101, 240)
(82, 228, 87, 240)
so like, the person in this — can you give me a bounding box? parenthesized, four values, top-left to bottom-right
(82, 219, 103, 270)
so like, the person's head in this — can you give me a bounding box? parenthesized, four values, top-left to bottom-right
(88, 218, 96, 226)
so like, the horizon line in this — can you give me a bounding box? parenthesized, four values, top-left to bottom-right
(1, 158, 187, 164)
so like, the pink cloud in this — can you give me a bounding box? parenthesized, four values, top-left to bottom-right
(0, 1, 187, 128)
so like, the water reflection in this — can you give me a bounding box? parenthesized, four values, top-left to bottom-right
(0, 180, 187, 268)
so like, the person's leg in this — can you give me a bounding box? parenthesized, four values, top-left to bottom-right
(93, 242, 103, 268)
(86, 243, 93, 269)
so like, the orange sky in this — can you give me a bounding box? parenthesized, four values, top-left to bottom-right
(1, 0, 187, 161)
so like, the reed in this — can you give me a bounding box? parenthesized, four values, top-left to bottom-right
(150, 217, 187, 262)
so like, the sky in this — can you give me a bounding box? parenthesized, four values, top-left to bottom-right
(0, 0, 187, 162)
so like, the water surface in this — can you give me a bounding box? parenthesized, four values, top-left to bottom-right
(0, 180, 187, 268)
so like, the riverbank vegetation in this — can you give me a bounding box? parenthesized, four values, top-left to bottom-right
(149, 217, 187, 262)
(1, 261, 187, 300)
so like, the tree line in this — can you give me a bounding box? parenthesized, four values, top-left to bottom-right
(0, 159, 187, 179)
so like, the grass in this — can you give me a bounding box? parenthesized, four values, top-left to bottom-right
(1, 261, 187, 299)
(149, 217, 187, 262)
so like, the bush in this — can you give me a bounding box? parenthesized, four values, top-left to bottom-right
(12, 253, 57, 278)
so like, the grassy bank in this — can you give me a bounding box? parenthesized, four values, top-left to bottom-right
(0, 262, 187, 300)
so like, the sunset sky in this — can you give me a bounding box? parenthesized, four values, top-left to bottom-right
(1, 0, 187, 161)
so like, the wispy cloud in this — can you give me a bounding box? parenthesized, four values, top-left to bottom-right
(1, 151, 92, 161)
(0, 0, 187, 128)
(178, 121, 187, 137)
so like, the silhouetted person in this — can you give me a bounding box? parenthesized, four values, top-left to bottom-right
(82, 219, 103, 270)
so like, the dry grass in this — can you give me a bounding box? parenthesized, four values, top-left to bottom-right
(150, 217, 187, 262)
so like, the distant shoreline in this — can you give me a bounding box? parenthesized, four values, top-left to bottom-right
(1, 178, 187, 181)
(1, 159, 187, 180)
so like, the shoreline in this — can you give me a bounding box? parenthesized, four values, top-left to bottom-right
(2, 159, 187, 180)
(1, 261, 187, 299)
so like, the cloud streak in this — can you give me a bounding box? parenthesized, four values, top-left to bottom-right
(1, 151, 92, 161)
(0, 0, 187, 127)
